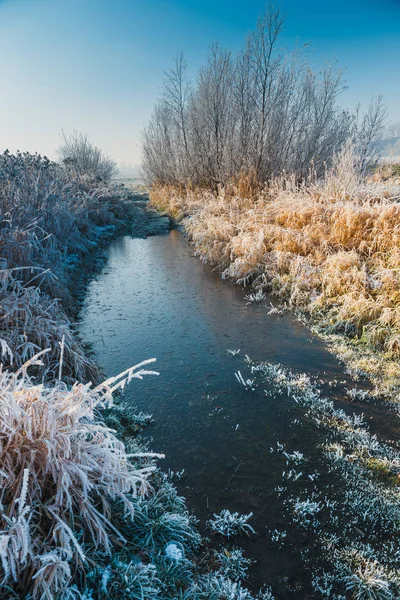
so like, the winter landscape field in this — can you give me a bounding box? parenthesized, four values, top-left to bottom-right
(0, 0, 400, 598)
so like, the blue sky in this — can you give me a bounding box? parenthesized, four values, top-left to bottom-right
(0, 0, 399, 164)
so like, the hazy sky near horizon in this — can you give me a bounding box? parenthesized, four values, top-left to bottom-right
(0, 0, 399, 165)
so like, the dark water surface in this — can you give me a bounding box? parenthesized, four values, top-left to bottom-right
(79, 230, 394, 597)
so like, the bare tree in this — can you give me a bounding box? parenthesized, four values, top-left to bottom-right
(142, 4, 386, 188)
(162, 52, 191, 178)
(142, 101, 178, 184)
(231, 42, 258, 175)
(188, 44, 236, 185)
(354, 96, 387, 174)
(247, 6, 285, 179)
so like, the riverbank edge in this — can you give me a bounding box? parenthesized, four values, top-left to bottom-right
(148, 188, 400, 410)
(0, 184, 205, 598)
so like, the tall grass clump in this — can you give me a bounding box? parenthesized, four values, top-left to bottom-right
(0, 355, 160, 598)
(0, 349, 254, 599)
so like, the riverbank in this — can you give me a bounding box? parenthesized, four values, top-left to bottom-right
(0, 153, 269, 599)
(0, 154, 181, 598)
(149, 173, 400, 405)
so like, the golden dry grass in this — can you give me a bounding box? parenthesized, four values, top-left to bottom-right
(150, 169, 400, 397)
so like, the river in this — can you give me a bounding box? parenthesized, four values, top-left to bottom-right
(80, 227, 389, 597)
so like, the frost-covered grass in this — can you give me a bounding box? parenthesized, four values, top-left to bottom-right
(0, 355, 161, 598)
(240, 355, 400, 599)
(0, 151, 128, 296)
(208, 510, 255, 539)
(214, 548, 252, 581)
(0, 150, 132, 382)
(0, 270, 99, 384)
(150, 148, 400, 400)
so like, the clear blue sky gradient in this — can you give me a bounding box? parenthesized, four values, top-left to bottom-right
(0, 0, 399, 164)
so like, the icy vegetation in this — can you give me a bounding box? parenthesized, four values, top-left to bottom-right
(0, 150, 131, 382)
(0, 355, 160, 597)
(0, 149, 270, 598)
(237, 355, 400, 599)
(208, 510, 255, 539)
(150, 144, 400, 401)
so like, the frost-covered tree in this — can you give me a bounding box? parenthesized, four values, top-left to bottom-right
(58, 130, 117, 182)
(142, 5, 385, 187)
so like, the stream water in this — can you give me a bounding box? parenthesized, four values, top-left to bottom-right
(80, 227, 396, 597)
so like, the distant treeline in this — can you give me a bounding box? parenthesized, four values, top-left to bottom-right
(143, 6, 385, 187)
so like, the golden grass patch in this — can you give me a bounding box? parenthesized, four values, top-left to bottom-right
(150, 176, 400, 398)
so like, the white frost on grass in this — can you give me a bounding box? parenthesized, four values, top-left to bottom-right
(244, 290, 266, 304)
(241, 355, 400, 597)
(215, 547, 252, 581)
(344, 562, 393, 600)
(293, 498, 322, 528)
(0, 353, 161, 597)
(208, 509, 255, 539)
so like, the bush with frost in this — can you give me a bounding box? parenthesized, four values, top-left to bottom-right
(86, 559, 162, 600)
(344, 562, 393, 600)
(121, 480, 201, 553)
(0, 353, 160, 598)
(208, 510, 255, 539)
(58, 131, 117, 183)
(181, 573, 254, 600)
(214, 548, 252, 581)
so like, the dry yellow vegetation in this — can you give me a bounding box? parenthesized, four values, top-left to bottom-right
(150, 154, 400, 398)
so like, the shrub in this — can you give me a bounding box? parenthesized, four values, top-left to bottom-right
(0, 354, 159, 598)
(58, 131, 117, 183)
(208, 510, 255, 539)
